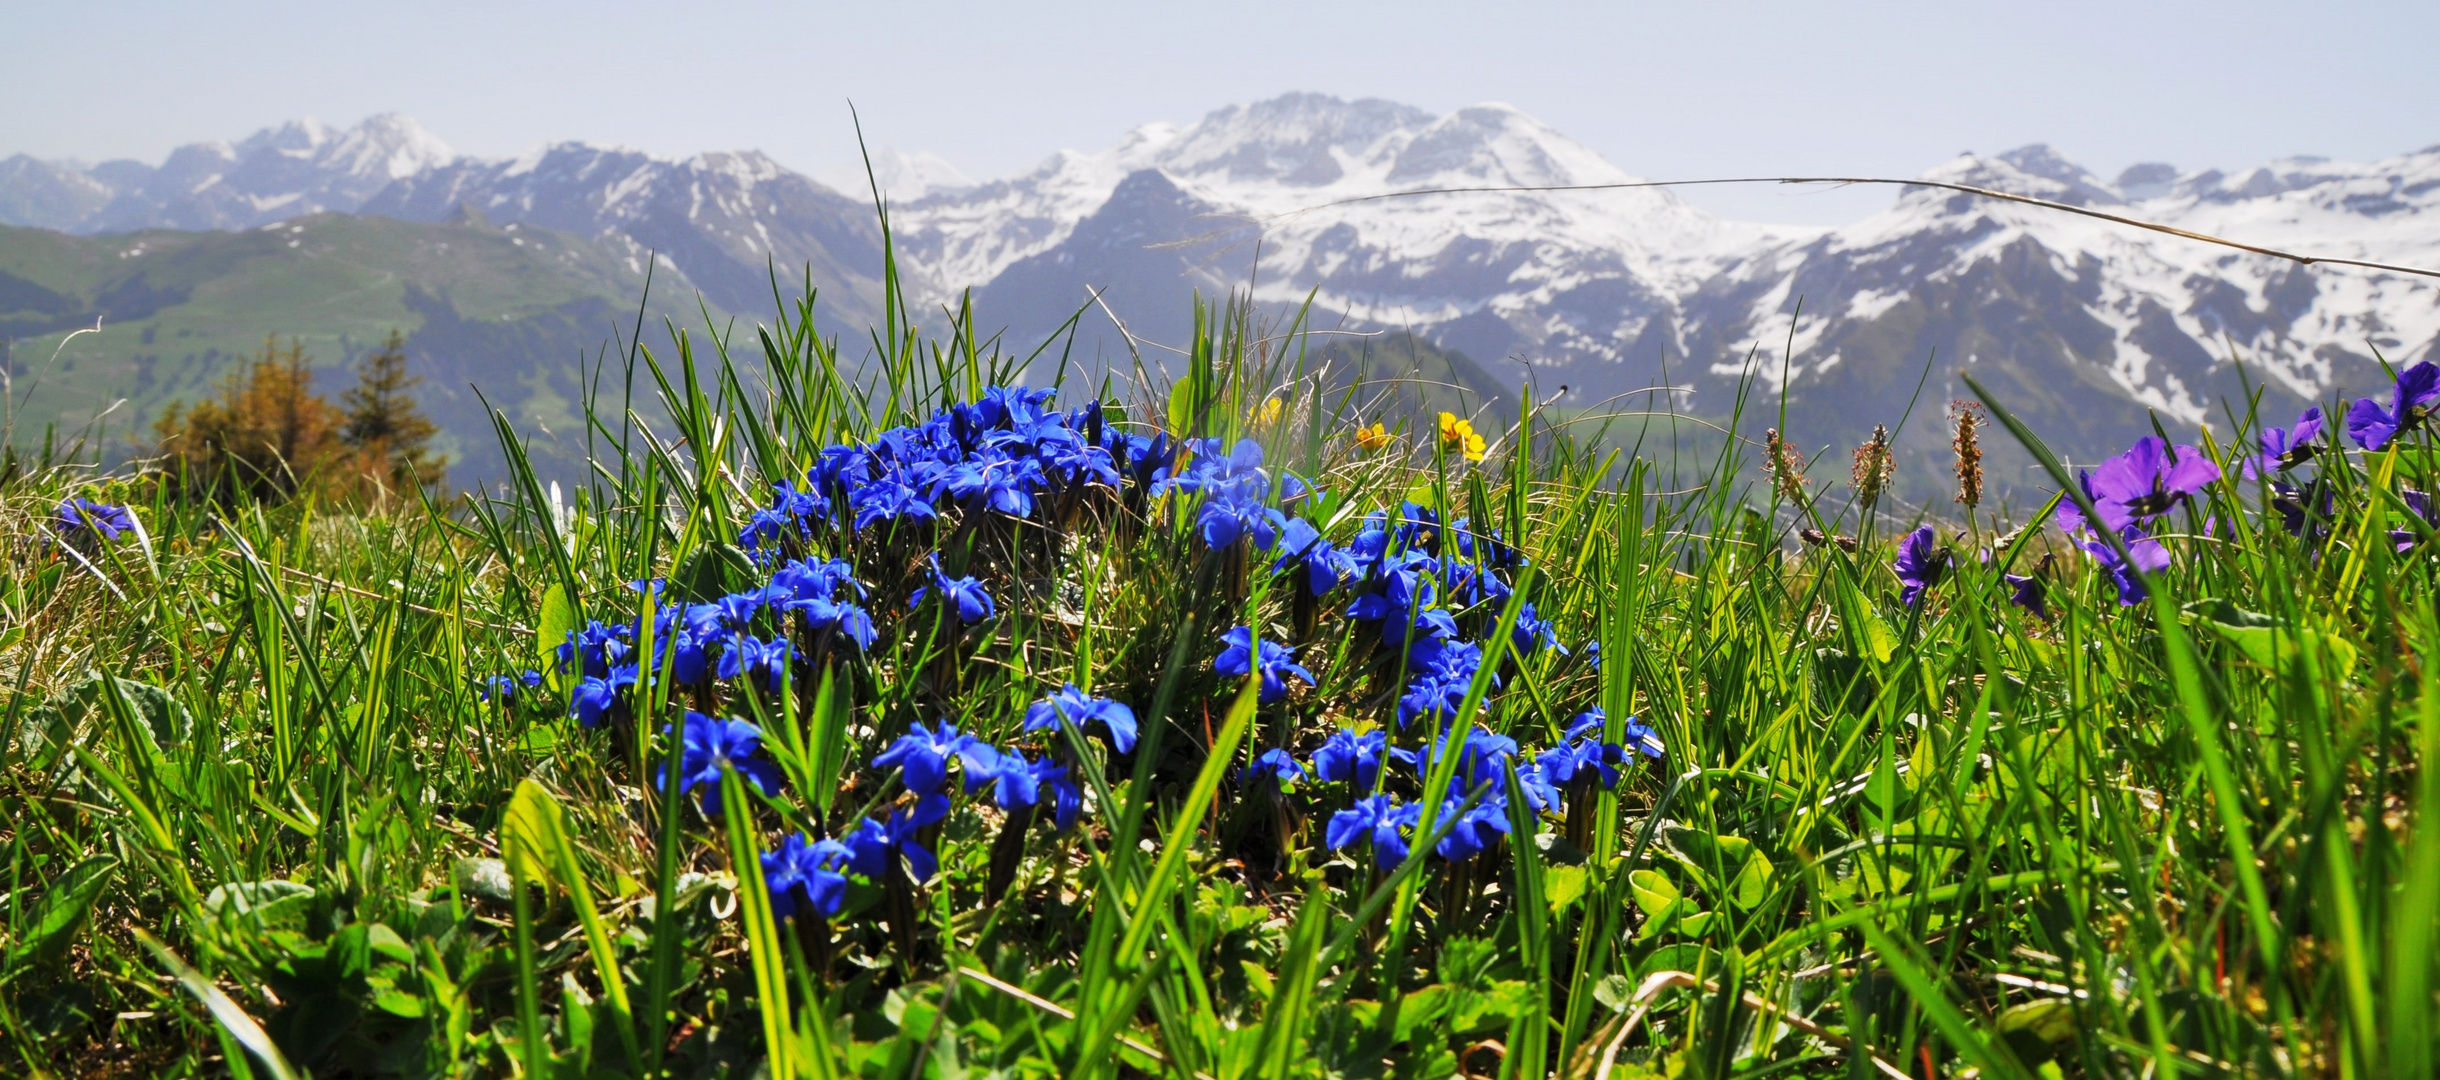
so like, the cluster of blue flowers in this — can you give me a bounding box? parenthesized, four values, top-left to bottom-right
(484, 385, 1661, 926)
(1192, 484, 1654, 872)
(738, 385, 1147, 552)
(516, 388, 1179, 924)
(759, 702, 1118, 920)
(1294, 710, 1660, 870)
(549, 556, 876, 728)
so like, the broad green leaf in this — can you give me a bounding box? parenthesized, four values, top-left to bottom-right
(1544, 864, 1590, 916)
(535, 583, 577, 692)
(2184, 599, 2357, 682)
(1628, 869, 1680, 917)
(1727, 843, 1774, 911)
(1857, 608, 1899, 663)
(3, 854, 117, 971)
(502, 778, 564, 888)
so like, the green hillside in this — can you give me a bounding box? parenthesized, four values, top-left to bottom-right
(0, 213, 717, 480)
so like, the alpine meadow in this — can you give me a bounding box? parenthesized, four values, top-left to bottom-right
(7, 180, 2440, 1080)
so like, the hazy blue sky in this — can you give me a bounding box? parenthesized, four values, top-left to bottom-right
(8, 0, 2437, 224)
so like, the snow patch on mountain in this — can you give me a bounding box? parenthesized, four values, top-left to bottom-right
(817, 148, 974, 202)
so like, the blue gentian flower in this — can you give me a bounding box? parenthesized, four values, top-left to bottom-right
(1216, 626, 1315, 705)
(1511, 602, 1567, 658)
(558, 620, 634, 679)
(1539, 710, 1628, 789)
(1035, 759, 1082, 832)
(714, 591, 764, 632)
(1311, 728, 1391, 789)
(831, 604, 877, 651)
(763, 833, 852, 921)
(716, 634, 796, 692)
(1452, 518, 1522, 570)
(872, 720, 974, 796)
(478, 673, 520, 704)
(1894, 525, 1946, 608)
(570, 667, 637, 727)
(1022, 683, 1140, 753)
(1422, 725, 1519, 795)
(1619, 715, 1665, 760)
(1272, 518, 1355, 595)
(842, 795, 950, 883)
(52, 498, 135, 543)
(1245, 748, 1305, 786)
(851, 477, 938, 530)
(1326, 794, 1421, 869)
(739, 505, 795, 555)
(958, 743, 1043, 810)
(1512, 759, 1564, 812)
(1396, 638, 1486, 729)
(911, 555, 995, 624)
(1433, 794, 1512, 862)
(664, 711, 784, 817)
(2392, 489, 2437, 552)
(2348, 361, 2440, 450)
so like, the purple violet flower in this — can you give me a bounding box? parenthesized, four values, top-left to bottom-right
(2347, 361, 2440, 450)
(1894, 525, 1947, 608)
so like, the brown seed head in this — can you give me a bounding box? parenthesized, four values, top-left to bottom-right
(1764, 428, 1809, 503)
(1950, 402, 1986, 509)
(1851, 423, 1893, 510)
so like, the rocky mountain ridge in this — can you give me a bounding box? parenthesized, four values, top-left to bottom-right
(8, 99, 2437, 482)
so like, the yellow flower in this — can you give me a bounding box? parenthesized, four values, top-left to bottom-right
(1257, 397, 1284, 424)
(1437, 412, 1485, 461)
(1354, 422, 1390, 451)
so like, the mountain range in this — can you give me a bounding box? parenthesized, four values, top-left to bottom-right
(6, 96, 2436, 493)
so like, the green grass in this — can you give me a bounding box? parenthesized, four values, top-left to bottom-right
(0, 247, 2433, 1080)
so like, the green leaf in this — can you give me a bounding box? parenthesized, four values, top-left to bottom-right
(1857, 608, 1899, 663)
(1996, 999, 2079, 1044)
(3, 855, 117, 971)
(1628, 869, 1680, 917)
(1544, 864, 1590, 916)
(1165, 374, 1191, 437)
(1726, 842, 1774, 911)
(535, 583, 577, 693)
(668, 543, 755, 604)
(202, 879, 316, 934)
(2183, 599, 2357, 682)
(501, 778, 564, 889)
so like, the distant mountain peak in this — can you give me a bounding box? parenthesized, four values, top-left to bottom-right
(1919, 144, 2123, 207)
(7, 96, 2440, 479)
(817, 148, 974, 201)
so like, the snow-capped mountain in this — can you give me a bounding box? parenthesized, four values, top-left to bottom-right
(897, 92, 1808, 372)
(1655, 142, 2440, 482)
(881, 95, 2440, 482)
(0, 114, 454, 233)
(8, 96, 2439, 482)
(359, 144, 888, 322)
(0, 118, 890, 324)
(816, 148, 974, 202)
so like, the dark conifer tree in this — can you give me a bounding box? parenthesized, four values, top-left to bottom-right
(341, 329, 442, 488)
